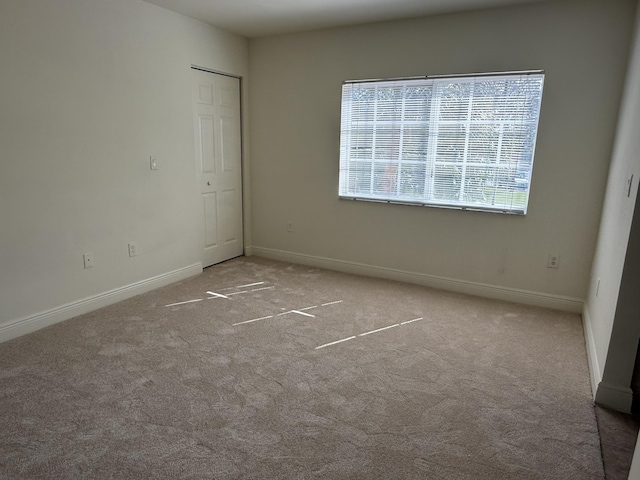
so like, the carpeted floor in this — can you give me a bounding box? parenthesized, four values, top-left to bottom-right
(0, 256, 604, 479)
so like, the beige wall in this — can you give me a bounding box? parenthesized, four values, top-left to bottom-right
(586, 2, 640, 410)
(248, 0, 636, 305)
(0, 0, 249, 334)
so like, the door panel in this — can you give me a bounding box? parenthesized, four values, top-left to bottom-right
(220, 115, 238, 173)
(203, 192, 218, 248)
(222, 189, 238, 243)
(193, 69, 243, 267)
(198, 115, 215, 174)
(198, 83, 213, 105)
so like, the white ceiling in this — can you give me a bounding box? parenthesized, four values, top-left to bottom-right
(142, 0, 553, 38)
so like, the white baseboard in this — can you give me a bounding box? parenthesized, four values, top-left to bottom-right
(582, 303, 602, 399)
(0, 263, 203, 343)
(595, 381, 634, 413)
(251, 247, 584, 313)
(244, 245, 254, 256)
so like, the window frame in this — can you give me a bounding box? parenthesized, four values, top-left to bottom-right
(338, 70, 545, 215)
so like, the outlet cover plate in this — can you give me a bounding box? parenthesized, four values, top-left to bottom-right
(83, 252, 94, 269)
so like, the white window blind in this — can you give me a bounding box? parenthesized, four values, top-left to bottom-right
(338, 71, 545, 214)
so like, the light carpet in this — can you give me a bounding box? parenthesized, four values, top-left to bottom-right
(0, 256, 604, 479)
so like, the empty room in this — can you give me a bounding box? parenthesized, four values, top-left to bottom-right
(1, 0, 640, 478)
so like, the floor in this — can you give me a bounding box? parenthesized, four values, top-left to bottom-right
(597, 406, 640, 479)
(0, 257, 607, 479)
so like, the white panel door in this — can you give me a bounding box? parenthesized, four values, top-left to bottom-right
(193, 69, 243, 267)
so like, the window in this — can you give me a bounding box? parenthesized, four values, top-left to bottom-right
(338, 71, 545, 214)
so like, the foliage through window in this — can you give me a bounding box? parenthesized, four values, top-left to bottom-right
(338, 71, 545, 214)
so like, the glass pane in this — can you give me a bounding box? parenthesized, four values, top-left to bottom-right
(433, 164, 461, 202)
(349, 128, 373, 160)
(404, 86, 432, 121)
(375, 86, 403, 122)
(347, 161, 372, 195)
(374, 127, 401, 161)
(350, 87, 375, 123)
(399, 163, 426, 198)
(500, 124, 535, 165)
(437, 82, 472, 121)
(402, 127, 429, 161)
(373, 162, 398, 196)
(436, 124, 467, 163)
(462, 166, 492, 205)
(468, 124, 500, 164)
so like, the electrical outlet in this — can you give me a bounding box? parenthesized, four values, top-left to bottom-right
(287, 221, 294, 233)
(150, 156, 158, 170)
(128, 242, 137, 257)
(83, 252, 94, 269)
(547, 253, 560, 269)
